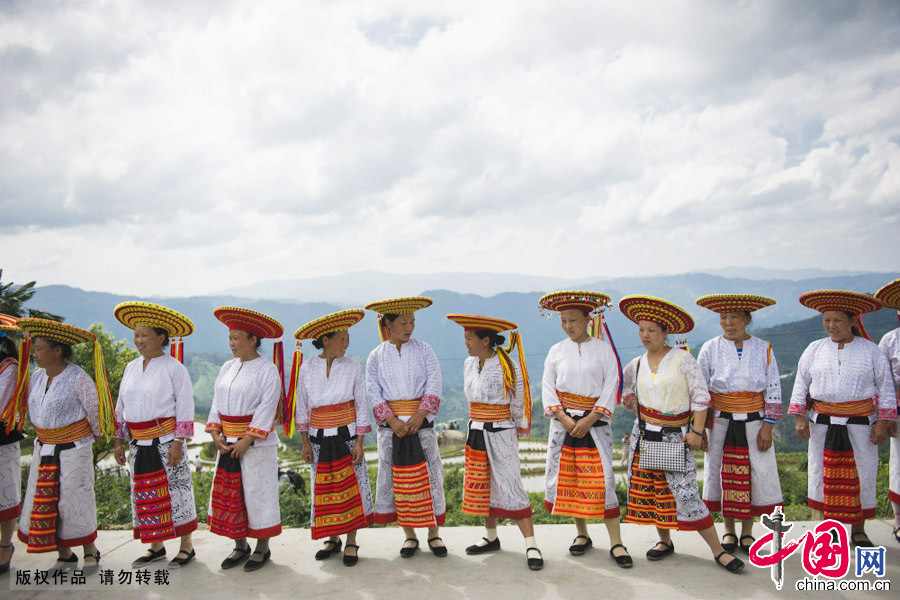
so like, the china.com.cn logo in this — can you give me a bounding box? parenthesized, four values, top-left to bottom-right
(748, 507, 888, 591)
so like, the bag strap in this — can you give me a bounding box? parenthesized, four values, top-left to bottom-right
(635, 358, 646, 436)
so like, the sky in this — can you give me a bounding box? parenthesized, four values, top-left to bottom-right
(2, 0, 899, 296)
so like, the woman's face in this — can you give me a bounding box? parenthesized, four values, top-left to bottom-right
(464, 330, 491, 357)
(228, 330, 258, 358)
(719, 312, 751, 341)
(134, 326, 166, 358)
(559, 309, 590, 342)
(322, 330, 349, 358)
(822, 311, 855, 342)
(31, 337, 64, 369)
(638, 320, 668, 351)
(386, 314, 415, 344)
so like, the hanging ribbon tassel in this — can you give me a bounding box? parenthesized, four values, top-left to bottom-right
(377, 315, 388, 343)
(169, 338, 184, 363)
(600, 313, 624, 404)
(93, 341, 115, 437)
(854, 314, 873, 342)
(273, 339, 287, 431)
(500, 331, 532, 437)
(282, 341, 302, 437)
(1, 336, 31, 433)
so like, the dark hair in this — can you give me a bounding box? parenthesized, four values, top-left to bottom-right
(473, 329, 506, 349)
(152, 327, 171, 348)
(312, 331, 338, 350)
(745, 311, 752, 322)
(46, 339, 73, 360)
(841, 311, 865, 337)
(659, 323, 669, 335)
(380, 313, 399, 329)
(0, 336, 17, 361)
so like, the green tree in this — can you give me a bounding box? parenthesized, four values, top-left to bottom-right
(0, 268, 63, 321)
(71, 323, 139, 466)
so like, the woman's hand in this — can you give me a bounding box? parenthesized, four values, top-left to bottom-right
(387, 416, 408, 438)
(870, 420, 890, 445)
(230, 436, 254, 460)
(212, 432, 231, 454)
(570, 412, 600, 439)
(167, 441, 184, 466)
(554, 410, 577, 434)
(406, 410, 428, 435)
(301, 442, 313, 464)
(794, 415, 810, 440)
(757, 422, 774, 452)
(351, 438, 365, 464)
(114, 443, 127, 466)
(682, 430, 704, 451)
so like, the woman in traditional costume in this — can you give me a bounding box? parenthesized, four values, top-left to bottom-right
(619, 296, 743, 573)
(446, 313, 543, 570)
(9, 319, 115, 574)
(295, 309, 373, 566)
(206, 307, 286, 571)
(538, 291, 632, 568)
(874, 278, 900, 544)
(112, 302, 198, 569)
(695, 294, 783, 554)
(0, 315, 27, 574)
(364, 297, 446, 557)
(790, 290, 897, 547)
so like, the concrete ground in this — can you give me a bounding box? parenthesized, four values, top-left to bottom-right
(4, 520, 898, 599)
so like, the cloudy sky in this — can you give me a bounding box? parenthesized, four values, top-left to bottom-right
(2, 0, 899, 296)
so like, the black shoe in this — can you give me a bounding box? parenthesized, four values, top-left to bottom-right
(609, 544, 633, 569)
(400, 538, 419, 558)
(568, 536, 592, 556)
(526, 547, 543, 571)
(739, 535, 755, 554)
(343, 544, 359, 566)
(49, 553, 78, 575)
(0, 544, 14, 576)
(315, 539, 342, 560)
(715, 551, 745, 573)
(646, 540, 674, 561)
(132, 546, 167, 569)
(721, 532, 738, 553)
(465, 537, 501, 555)
(243, 549, 271, 572)
(851, 532, 874, 548)
(427, 537, 447, 557)
(221, 546, 251, 570)
(83, 550, 101, 576)
(167, 548, 195, 568)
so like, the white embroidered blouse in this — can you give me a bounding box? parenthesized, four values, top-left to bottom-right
(296, 355, 371, 436)
(541, 337, 620, 421)
(788, 337, 898, 421)
(879, 327, 900, 391)
(0, 358, 16, 417)
(28, 363, 99, 447)
(463, 354, 527, 433)
(206, 356, 282, 446)
(115, 354, 195, 442)
(622, 348, 710, 416)
(366, 338, 442, 425)
(697, 335, 782, 419)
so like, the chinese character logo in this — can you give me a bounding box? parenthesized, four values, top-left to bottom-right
(856, 547, 885, 577)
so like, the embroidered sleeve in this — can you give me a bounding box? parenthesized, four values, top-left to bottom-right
(421, 343, 442, 413)
(419, 394, 440, 415)
(75, 369, 101, 439)
(541, 347, 562, 417)
(764, 343, 783, 420)
(247, 364, 281, 439)
(172, 361, 195, 439)
(295, 363, 310, 432)
(594, 344, 618, 421)
(621, 358, 638, 410)
(873, 345, 898, 421)
(352, 362, 371, 434)
(681, 352, 710, 413)
(366, 350, 392, 425)
(511, 361, 528, 434)
(788, 346, 814, 415)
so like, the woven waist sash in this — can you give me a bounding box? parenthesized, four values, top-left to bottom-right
(34, 417, 93, 444)
(387, 398, 422, 417)
(557, 391, 598, 411)
(310, 400, 356, 429)
(639, 406, 691, 428)
(711, 391, 765, 414)
(811, 398, 875, 418)
(220, 414, 253, 438)
(468, 402, 511, 422)
(127, 416, 176, 441)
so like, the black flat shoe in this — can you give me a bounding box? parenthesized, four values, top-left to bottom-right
(243, 549, 271, 572)
(167, 548, 195, 568)
(221, 546, 251, 570)
(609, 544, 633, 569)
(465, 537, 501, 555)
(427, 536, 447, 557)
(50, 553, 78, 575)
(646, 540, 674, 561)
(569, 535, 592, 556)
(132, 546, 167, 569)
(715, 551, 745, 573)
(400, 538, 419, 558)
(526, 547, 543, 571)
(0, 543, 14, 576)
(851, 532, 874, 548)
(739, 535, 755, 554)
(315, 539, 342, 561)
(721, 532, 738, 553)
(343, 544, 359, 566)
(82, 550, 101, 576)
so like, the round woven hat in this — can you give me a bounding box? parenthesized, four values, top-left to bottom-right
(618, 295, 695, 334)
(0, 313, 20, 334)
(214, 307, 284, 339)
(874, 278, 900, 310)
(16, 318, 97, 346)
(538, 290, 611, 314)
(446, 314, 518, 333)
(798, 290, 881, 315)
(364, 296, 433, 315)
(695, 294, 776, 314)
(294, 309, 365, 340)
(114, 302, 194, 337)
